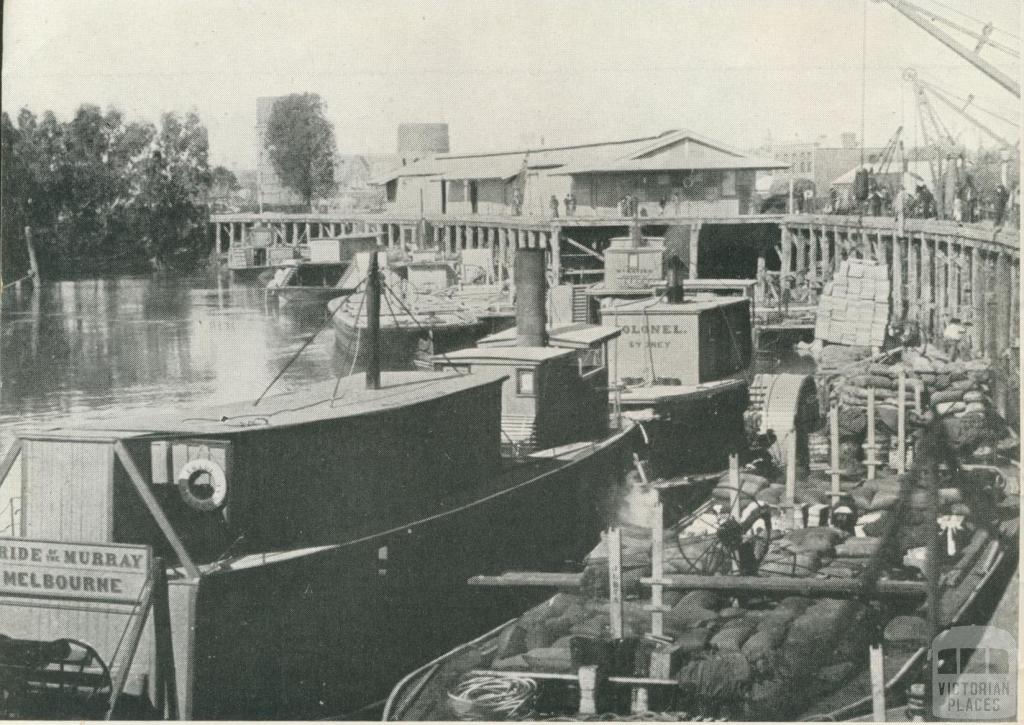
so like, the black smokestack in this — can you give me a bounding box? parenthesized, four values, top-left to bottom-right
(666, 254, 685, 304)
(515, 248, 547, 347)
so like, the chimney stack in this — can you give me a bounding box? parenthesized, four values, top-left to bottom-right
(514, 248, 547, 347)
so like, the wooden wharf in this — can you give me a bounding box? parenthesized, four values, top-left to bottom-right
(210, 211, 1019, 362)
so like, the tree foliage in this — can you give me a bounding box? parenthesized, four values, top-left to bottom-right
(263, 93, 336, 208)
(1, 105, 217, 277)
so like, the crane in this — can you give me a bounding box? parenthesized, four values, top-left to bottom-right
(877, 0, 1020, 98)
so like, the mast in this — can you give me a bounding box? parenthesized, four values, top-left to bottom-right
(366, 248, 382, 390)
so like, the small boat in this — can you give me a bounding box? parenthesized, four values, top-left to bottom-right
(328, 249, 515, 370)
(384, 421, 1019, 721)
(0, 247, 641, 719)
(265, 259, 354, 309)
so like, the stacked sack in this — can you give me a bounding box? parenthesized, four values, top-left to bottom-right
(830, 350, 1002, 452)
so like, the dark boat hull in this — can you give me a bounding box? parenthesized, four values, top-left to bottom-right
(332, 314, 492, 371)
(183, 423, 639, 719)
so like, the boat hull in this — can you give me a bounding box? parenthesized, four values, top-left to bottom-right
(179, 423, 639, 719)
(332, 313, 491, 371)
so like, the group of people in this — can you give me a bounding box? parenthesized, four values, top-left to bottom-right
(835, 166, 1019, 227)
(549, 193, 577, 218)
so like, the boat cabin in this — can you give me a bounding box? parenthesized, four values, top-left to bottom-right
(600, 235, 666, 292)
(600, 296, 752, 387)
(434, 323, 619, 455)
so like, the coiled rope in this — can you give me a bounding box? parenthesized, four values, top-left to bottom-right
(447, 674, 537, 720)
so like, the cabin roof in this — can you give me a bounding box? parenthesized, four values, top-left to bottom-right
(478, 323, 621, 349)
(600, 295, 749, 315)
(439, 347, 576, 364)
(21, 372, 507, 439)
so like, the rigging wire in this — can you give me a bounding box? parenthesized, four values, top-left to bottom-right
(861, 0, 868, 168)
(252, 275, 367, 406)
(922, 0, 1020, 41)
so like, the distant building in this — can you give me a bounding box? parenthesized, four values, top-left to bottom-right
(759, 134, 887, 191)
(376, 129, 787, 217)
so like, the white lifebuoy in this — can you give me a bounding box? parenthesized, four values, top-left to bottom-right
(177, 458, 228, 512)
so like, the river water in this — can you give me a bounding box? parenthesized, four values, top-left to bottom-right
(0, 272, 349, 455)
(1, 272, 817, 456)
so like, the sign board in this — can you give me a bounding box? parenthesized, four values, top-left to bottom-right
(0, 538, 151, 604)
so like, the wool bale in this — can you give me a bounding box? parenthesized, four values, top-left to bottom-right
(780, 527, 847, 555)
(834, 536, 882, 557)
(744, 680, 792, 720)
(524, 646, 573, 672)
(676, 652, 751, 699)
(717, 606, 748, 622)
(962, 391, 985, 403)
(777, 596, 813, 613)
(817, 661, 857, 684)
(666, 603, 720, 629)
(741, 625, 789, 662)
(868, 493, 899, 511)
(931, 389, 964, 405)
(495, 624, 528, 659)
(670, 628, 711, 654)
(492, 655, 530, 670)
(713, 471, 768, 501)
(884, 615, 930, 646)
(964, 402, 987, 415)
(675, 590, 725, 612)
(710, 620, 756, 651)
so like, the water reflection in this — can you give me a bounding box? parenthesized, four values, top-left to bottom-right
(1, 272, 347, 453)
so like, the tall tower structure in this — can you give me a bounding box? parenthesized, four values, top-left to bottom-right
(397, 123, 450, 165)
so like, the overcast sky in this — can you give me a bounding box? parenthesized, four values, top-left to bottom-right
(3, 0, 1019, 169)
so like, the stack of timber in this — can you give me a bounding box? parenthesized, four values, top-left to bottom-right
(814, 259, 890, 348)
(383, 438, 1019, 722)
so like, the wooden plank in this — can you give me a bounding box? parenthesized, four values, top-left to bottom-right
(1011, 259, 1019, 346)
(866, 388, 877, 480)
(468, 572, 583, 587)
(114, 442, 200, 579)
(0, 439, 22, 490)
(795, 227, 807, 276)
(995, 252, 1011, 361)
(898, 373, 907, 474)
(830, 406, 841, 502)
(640, 574, 926, 598)
(936, 237, 947, 328)
(650, 502, 665, 638)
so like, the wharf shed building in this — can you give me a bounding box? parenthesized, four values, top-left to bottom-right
(376, 130, 788, 219)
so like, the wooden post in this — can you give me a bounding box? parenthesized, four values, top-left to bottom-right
(995, 252, 1011, 360)
(24, 226, 41, 284)
(808, 227, 818, 284)
(688, 224, 699, 279)
(897, 372, 907, 474)
(444, 225, 453, 255)
(921, 235, 933, 338)
(795, 228, 807, 276)
(952, 246, 964, 320)
(829, 406, 841, 504)
(550, 226, 561, 283)
(907, 233, 918, 323)
(728, 453, 742, 520)
(892, 233, 903, 323)
(151, 560, 180, 719)
(785, 433, 797, 505)
(650, 502, 665, 638)
(986, 255, 998, 361)
(870, 641, 887, 722)
(936, 239, 947, 329)
(607, 529, 624, 639)
(578, 666, 598, 716)
(821, 224, 831, 280)
(215, 222, 223, 254)
(866, 388, 877, 480)
(971, 246, 985, 355)
(780, 226, 792, 281)
(1010, 259, 1019, 347)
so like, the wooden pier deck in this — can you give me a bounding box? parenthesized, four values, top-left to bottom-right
(209, 211, 1019, 364)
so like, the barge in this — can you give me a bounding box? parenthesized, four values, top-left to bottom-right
(384, 416, 1019, 721)
(0, 248, 639, 719)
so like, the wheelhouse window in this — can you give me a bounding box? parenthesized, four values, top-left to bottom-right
(626, 253, 641, 270)
(578, 346, 606, 378)
(516, 369, 535, 396)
